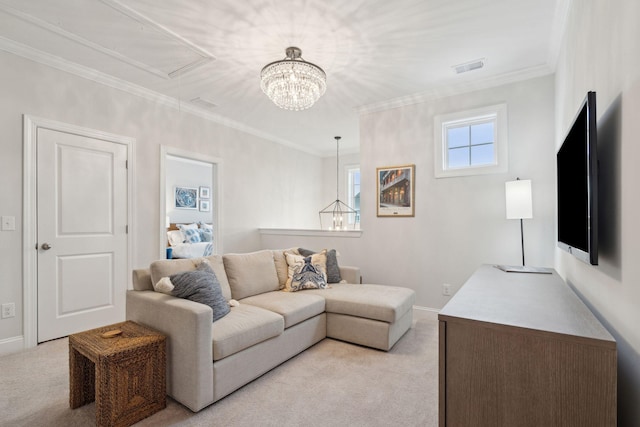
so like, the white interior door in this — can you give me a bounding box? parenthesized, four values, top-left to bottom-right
(37, 128, 128, 342)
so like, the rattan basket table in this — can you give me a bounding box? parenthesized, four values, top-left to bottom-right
(69, 321, 166, 427)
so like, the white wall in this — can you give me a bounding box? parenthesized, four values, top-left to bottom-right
(357, 75, 556, 309)
(555, 0, 640, 424)
(0, 50, 324, 347)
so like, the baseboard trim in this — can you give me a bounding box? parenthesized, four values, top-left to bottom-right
(413, 305, 440, 313)
(0, 335, 24, 355)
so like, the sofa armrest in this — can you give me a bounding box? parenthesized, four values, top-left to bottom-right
(339, 266, 361, 284)
(126, 290, 214, 411)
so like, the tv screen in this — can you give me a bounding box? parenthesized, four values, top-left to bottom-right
(557, 91, 598, 265)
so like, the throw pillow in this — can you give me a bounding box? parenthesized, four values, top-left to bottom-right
(182, 228, 202, 243)
(298, 248, 341, 283)
(199, 222, 213, 230)
(284, 250, 329, 292)
(198, 228, 213, 242)
(160, 261, 230, 322)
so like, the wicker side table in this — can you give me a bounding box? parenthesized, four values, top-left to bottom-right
(69, 321, 166, 427)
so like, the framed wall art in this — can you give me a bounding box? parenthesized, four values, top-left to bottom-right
(174, 186, 198, 209)
(376, 164, 415, 217)
(199, 186, 210, 199)
(199, 200, 211, 212)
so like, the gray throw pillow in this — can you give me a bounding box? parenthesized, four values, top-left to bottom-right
(298, 248, 341, 283)
(170, 262, 230, 322)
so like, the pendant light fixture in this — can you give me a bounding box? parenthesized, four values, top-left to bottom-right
(319, 136, 357, 230)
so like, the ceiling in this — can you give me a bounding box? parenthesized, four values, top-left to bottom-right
(0, 0, 566, 156)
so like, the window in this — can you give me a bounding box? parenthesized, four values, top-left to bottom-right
(347, 166, 360, 225)
(434, 103, 508, 178)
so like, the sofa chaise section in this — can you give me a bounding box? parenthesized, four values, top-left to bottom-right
(305, 284, 416, 350)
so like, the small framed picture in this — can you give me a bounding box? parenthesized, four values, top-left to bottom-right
(199, 186, 210, 199)
(175, 187, 198, 209)
(376, 165, 415, 217)
(199, 200, 210, 212)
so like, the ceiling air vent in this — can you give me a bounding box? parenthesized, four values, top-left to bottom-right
(453, 58, 486, 74)
(190, 97, 217, 109)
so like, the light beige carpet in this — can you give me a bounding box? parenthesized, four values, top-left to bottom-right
(0, 309, 439, 427)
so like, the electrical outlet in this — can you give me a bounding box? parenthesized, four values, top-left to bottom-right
(1, 303, 15, 319)
(442, 284, 451, 296)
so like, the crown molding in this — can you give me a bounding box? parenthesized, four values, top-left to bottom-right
(0, 36, 323, 157)
(355, 64, 554, 115)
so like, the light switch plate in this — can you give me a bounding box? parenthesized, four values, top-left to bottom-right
(1, 216, 16, 231)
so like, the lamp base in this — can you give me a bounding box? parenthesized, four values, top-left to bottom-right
(494, 265, 553, 274)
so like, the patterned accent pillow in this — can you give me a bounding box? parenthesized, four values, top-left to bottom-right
(182, 228, 202, 243)
(198, 228, 213, 242)
(298, 248, 342, 283)
(167, 261, 230, 322)
(284, 250, 329, 292)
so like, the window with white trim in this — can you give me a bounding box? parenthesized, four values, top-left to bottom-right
(434, 103, 508, 178)
(346, 166, 360, 225)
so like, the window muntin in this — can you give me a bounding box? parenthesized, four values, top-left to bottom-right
(434, 103, 507, 178)
(445, 118, 496, 169)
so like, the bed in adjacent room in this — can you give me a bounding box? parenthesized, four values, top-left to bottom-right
(167, 222, 214, 258)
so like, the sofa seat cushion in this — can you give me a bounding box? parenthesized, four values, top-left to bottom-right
(240, 291, 326, 329)
(211, 304, 284, 361)
(305, 284, 415, 323)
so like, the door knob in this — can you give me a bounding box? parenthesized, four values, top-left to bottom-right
(41, 243, 52, 250)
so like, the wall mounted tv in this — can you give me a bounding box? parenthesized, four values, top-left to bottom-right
(557, 91, 598, 265)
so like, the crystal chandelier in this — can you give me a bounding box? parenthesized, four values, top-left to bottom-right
(260, 47, 326, 111)
(319, 136, 358, 230)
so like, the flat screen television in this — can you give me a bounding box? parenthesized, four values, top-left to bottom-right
(557, 91, 598, 265)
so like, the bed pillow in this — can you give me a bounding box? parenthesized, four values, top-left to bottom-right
(167, 230, 185, 246)
(298, 248, 341, 283)
(198, 228, 213, 242)
(177, 222, 199, 231)
(284, 250, 329, 292)
(182, 228, 202, 243)
(155, 261, 230, 322)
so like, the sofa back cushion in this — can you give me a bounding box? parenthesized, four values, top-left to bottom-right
(149, 255, 232, 301)
(223, 250, 280, 299)
(271, 248, 299, 290)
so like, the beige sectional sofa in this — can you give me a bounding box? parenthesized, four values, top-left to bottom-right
(126, 249, 415, 412)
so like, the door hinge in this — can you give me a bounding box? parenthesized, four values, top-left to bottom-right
(125, 160, 128, 169)
(126, 225, 129, 234)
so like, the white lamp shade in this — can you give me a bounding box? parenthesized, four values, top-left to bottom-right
(165, 216, 171, 228)
(505, 179, 533, 219)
